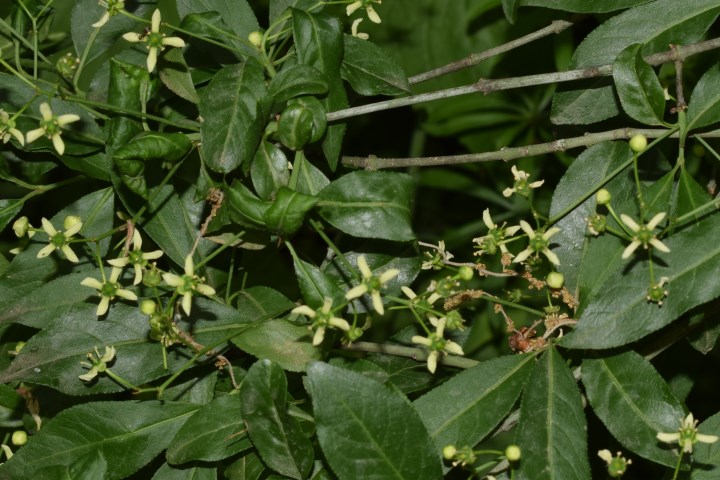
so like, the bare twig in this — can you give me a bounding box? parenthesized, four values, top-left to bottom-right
(327, 37, 720, 123)
(409, 20, 573, 85)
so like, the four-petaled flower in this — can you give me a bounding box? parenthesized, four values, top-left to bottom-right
(513, 220, 561, 265)
(473, 208, 521, 256)
(620, 212, 670, 259)
(502, 165, 544, 198)
(108, 229, 164, 285)
(346, 0, 382, 24)
(81, 267, 138, 316)
(647, 276, 669, 305)
(0, 109, 24, 145)
(37, 217, 83, 263)
(598, 449, 632, 478)
(411, 316, 464, 373)
(92, 0, 125, 28)
(345, 255, 399, 315)
(421, 240, 454, 270)
(293, 298, 351, 346)
(122, 9, 185, 73)
(351, 18, 369, 40)
(162, 254, 216, 315)
(79, 346, 116, 381)
(656, 413, 718, 454)
(25, 102, 80, 155)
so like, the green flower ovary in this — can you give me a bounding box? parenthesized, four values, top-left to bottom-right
(634, 226, 654, 246)
(427, 333, 447, 352)
(128, 249, 148, 267)
(146, 32, 164, 48)
(100, 281, 119, 298)
(529, 232, 550, 252)
(50, 232, 68, 248)
(40, 118, 61, 137)
(176, 274, 197, 294)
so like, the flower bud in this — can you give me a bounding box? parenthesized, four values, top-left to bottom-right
(11, 430, 27, 446)
(458, 265, 474, 281)
(596, 189, 612, 205)
(505, 444, 521, 462)
(248, 31, 263, 47)
(442, 445, 457, 460)
(12, 216, 29, 237)
(629, 134, 647, 153)
(63, 215, 82, 230)
(546, 272, 564, 289)
(140, 299, 157, 315)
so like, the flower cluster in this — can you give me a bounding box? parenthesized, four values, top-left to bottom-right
(92, 0, 125, 28)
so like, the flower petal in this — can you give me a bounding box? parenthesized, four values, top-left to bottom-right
(371, 291, 384, 315)
(519, 220, 535, 237)
(427, 351, 438, 373)
(542, 248, 560, 266)
(647, 212, 667, 230)
(162, 36, 185, 48)
(411, 335, 432, 347)
(696, 433, 719, 444)
(81, 277, 103, 290)
(292, 305, 316, 318)
(122, 32, 143, 42)
(357, 255, 372, 278)
(64, 221, 83, 237)
(181, 292, 192, 316)
(346, 1, 362, 16)
(25, 128, 46, 144)
(313, 326, 326, 345)
(91, 11, 110, 28)
(482, 209, 495, 230)
(57, 114, 81, 126)
(147, 46, 158, 73)
(366, 5, 381, 23)
(656, 432, 681, 443)
(39, 102, 53, 121)
(108, 257, 130, 268)
(151, 8, 161, 32)
(649, 238, 670, 253)
(61, 244, 80, 263)
(36, 243, 56, 259)
(184, 254, 194, 276)
(378, 268, 399, 284)
(52, 134, 65, 155)
(445, 341, 464, 356)
(162, 272, 183, 287)
(116, 288, 138, 301)
(195, 284, 216, 297)
(622, 240, 641, 259)
(620, 214, 640, 232)
(345, 284, 368, 300)
(513, 247, 533, 264)
(40, 217, 57, 236)
(97, 296, 110, 316)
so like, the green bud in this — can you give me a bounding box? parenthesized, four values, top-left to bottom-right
(546, 271, 565, 289)
(140, 300, 157, 315)
(11, 430, 27, 446)
(505, 444, 521, 462)
(629, 134, 647, 153)
(596, 189, 612, 205)
(442, 445, 457, 460)
(248, 31, 263, 47)
(63, 215, 82, 230)
(12, 216, 29, 237)
(458, 265, 474, 281)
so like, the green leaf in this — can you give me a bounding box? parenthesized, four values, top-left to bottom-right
(687, 63, 720, 131)
(159, 48, 200, 104)
(225, 180, 270, 229)
(240, 360, 314, 480)
(692, 411, 720, 479)
(501, 0, 520, 23)
(552, 0, 720, 124)
(548, 141, 634, 299)
(177, 0, 259, 58)
(0, 199, 23, 234)
(71, 0, 153, 66)
(0, 401, 199, 480)
(263, 187, 319, 236)
(167, 393, 250, 463)
(34, 450, 108, 480)
(232, 318, 322, 372)
(413, 353, 536, 450)
(114, 131, 193, 163)
(251, 141, 290, 201)
(518, 0, 652, 13)
(318, 171, 415, 242)
(673, 167, 712, 222)
(341, 35, 410, 96)
(292, 9, 347, 170)
(563, 212, 720, 349)
(515, 347, 591, 480)
(107, 59, 145, 158)
(178, 12, 242, 54)
(307, 362, 443, 480)
(224, 451, 266, 480)
(291, 255, 346, 310)
(294, 154, 330, 196)
(268, 65, 329, 104)
(200, 60, 271, 173)
(642, 168, 676, 220)
(582, 351, 685, 466)
(152, 463, 217, 480)
(613, 43, 665, 125)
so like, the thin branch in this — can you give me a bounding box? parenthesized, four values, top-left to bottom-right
(409, 20, 573, 85)
(327, 37, 720, 123)
(342, 128, 720, 170)
(339, 341, 480, 369)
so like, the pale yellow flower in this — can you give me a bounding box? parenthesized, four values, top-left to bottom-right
(37, 217, 82, 263)
(346, 0, 382, 23)
(122, 9, 185, 73)
(293, 298, 350, 346)
(411, 317, 464, 373)
(162, 254, 215, 315)
(345, 255, 399, 315)
(502, 165, 544, 197)
(656, 413, 718, 454)
(81, 267, 138, 316)
(25, 102, 80, 155)
(79, 346, 116, 381)
(620, 212, 669, 259)
(107, 229, 163, 285)
(513, 220, 561, 265)
(0, 109, 24, 145)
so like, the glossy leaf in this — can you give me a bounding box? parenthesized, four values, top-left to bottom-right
(224, 451, 266, 480)
(518, 0, 651, 12)
(0, 401, 199, 479)
(178, 12, 242, 53)
(307, 362, 443, 480)
(563, 211, 720, 349)
(240, 360, 314, 480)
(232, 318, 322, 372)
(501, 0, 520, 23)
(692, 411, 720, 479)
(291, 255, 346, 310)
(341, 35, 410, 96)
(251, 141, 290, 201)
(292, 9, 347, 170)
(413, 353, 536, 450)
(159, 48, 200, 104)
(152, 463, 217, 480)
(268, 65, 329, 104)
(687, 63, 720, 131)
(33, 450, 108, 480)
(318, 171, 415, 242)
(294, 154, 330, 196)
(642, 168, 676, 220)
(582, 351, 684, 466)
(263, 187, 319, 236)
(0, 199, 23, 234)
(515, 348, 590, 480)
(552, 0, 720, 124)
(177, 0, 259, 58)
(613, 43, 665, 125)
(225, 180, 270, 229)
(167, 393, 250, 464)
(114, 131, 193, 163)
(200, 60, 270, 173)
(674, 167, 712, 222)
